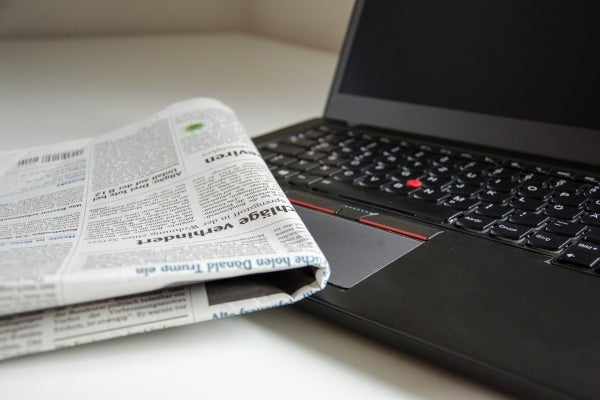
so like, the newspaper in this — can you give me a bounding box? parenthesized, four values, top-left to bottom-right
(0, 98, 329, 360)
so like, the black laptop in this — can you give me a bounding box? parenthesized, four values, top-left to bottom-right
(254, 1, 600, 399)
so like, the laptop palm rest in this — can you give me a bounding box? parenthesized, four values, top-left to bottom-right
(295, 206, 424, 289)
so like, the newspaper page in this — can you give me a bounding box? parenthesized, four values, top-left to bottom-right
(0, 98, 329, 360)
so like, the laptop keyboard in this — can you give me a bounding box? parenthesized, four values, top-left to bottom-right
(258, 124, 600, 274)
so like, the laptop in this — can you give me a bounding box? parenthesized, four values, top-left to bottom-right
(254, 1, 600, 399)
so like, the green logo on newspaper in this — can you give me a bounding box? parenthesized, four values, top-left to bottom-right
(185, 122, 204, 132)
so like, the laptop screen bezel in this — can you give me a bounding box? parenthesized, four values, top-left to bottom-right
(324, 0, 600, 168)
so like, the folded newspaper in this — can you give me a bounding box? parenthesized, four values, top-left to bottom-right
(0, 98, 330, 360)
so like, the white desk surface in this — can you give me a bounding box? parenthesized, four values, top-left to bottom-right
(0, 33, 511, 400)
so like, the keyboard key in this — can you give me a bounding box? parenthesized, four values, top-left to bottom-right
(458, 171, 488, 186)
(587, 186, 600, 199)
(550, 179, 586, 193)
(412, 187, 449, 203)
(288, 173, 321, 186)
(312, 165, 342, 177)
(447, 182, 480, 197)
(284, 136, 317, 148)
(520, 172, 552, 186)
(545, 204, 582, 220)
(272, 168, 298, 181)
(341, 158, 373, 171)
(333, 170, 359, 183)
(551, 192, 587, 208)
(545, 220, 586, 237)
(456, 214, 496, 231)
(557, 248, 600, 269)
(475, 203, 513, 219)
(264, 142, 304, 156)
(478, 189, 513, 204)
(299, 150, 327, 162)
(527, 232, 571, 251)
(509, 210, 549, 227)
(445, 195, 480, 210)
(585, 228, 600, 244)
(383, 181, 420, 195)
(489, 166, 521, 179)
(319, 153, 349, 166)
(287, 160, 318, 172)
(422, 175, 452, 188)
(519, 185, 553, 200)
(355, 175, 386, 189)
(487, 177, 519, 193)
(491, 222, 531, 241)
(269, 154, 296, 166)
(581, 212, 600, 227)
(511, 196, 546, 212)
(588, 199, 600, 213)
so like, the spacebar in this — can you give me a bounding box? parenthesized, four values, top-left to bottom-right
(311, 181, 461, 223)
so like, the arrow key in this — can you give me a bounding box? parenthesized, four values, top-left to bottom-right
(557, 247, 600, 270)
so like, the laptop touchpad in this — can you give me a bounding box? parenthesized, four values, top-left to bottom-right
(296, 206, 423, 289)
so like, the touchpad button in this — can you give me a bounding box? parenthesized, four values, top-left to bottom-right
(296, 206, 423, 289)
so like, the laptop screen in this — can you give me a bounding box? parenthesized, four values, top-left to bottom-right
(326, 0, 600, 167)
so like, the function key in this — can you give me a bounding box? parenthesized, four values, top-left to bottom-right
(552, 170, 578, 180)
(528, 165, 553, 175)
(505, 161, 528, 170)
(489, 167, 521, 179)
(580, 175, 599, 185)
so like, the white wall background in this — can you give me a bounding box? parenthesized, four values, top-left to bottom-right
(0, 0, 354, 52)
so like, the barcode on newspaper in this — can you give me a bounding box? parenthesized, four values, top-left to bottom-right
(17, 148, 84, 167)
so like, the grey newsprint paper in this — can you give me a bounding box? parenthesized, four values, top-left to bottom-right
(0, 98, 330, 360)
